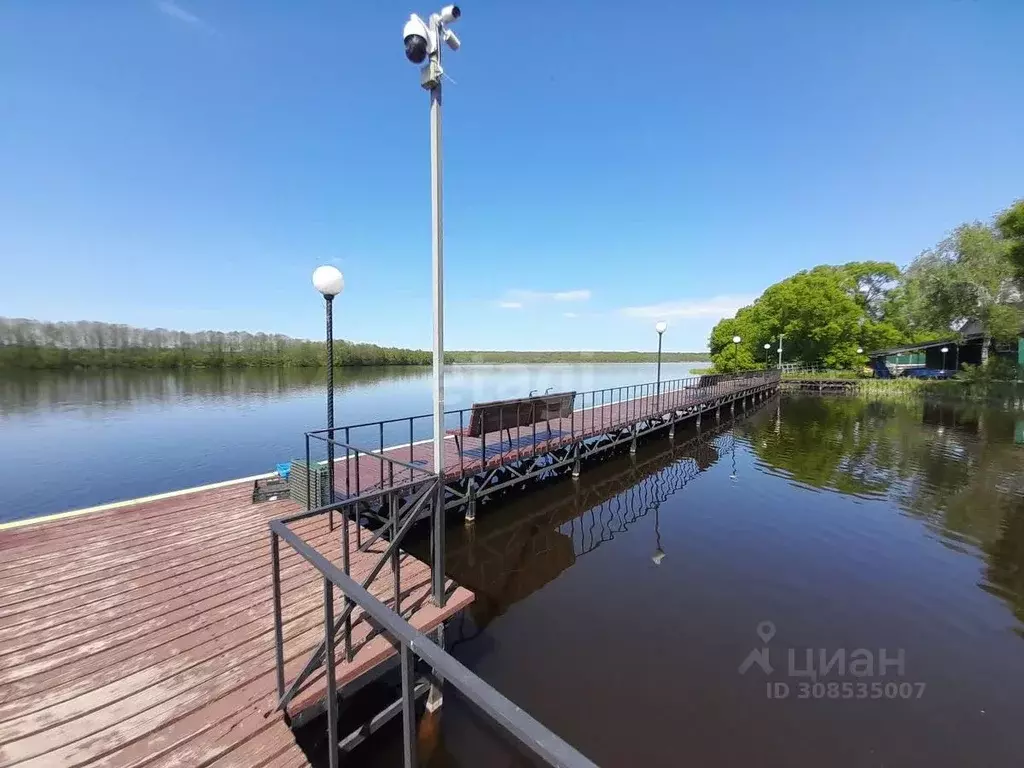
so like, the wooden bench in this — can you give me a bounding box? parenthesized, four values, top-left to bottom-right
(688, 374, 718, 389)
(447, 391, 576, 456)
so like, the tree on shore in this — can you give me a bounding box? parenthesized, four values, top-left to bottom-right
(708, 262, 909, 371)
(707, 199, 1024, 372)
(903, 220, 1021, 363)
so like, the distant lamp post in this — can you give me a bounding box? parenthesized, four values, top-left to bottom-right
(655, 321, 668, 406)
(732, 335, 741, 372)
(763, 342, 771, 367)
(941, 346, 949, 370)
(313, 265, 345, 514)
(652, 506, 665, 565)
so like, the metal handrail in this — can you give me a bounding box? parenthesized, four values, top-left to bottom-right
(271, 518, 598, 768)
(305, 370, 778, 484)
(274, 477, 439, 713)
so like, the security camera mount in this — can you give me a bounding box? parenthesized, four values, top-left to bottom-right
(421, 58, 443, 89)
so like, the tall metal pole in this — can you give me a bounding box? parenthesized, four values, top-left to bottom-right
(425, 20, 447, 717)
(656, 331, 663, 407)
(325, 295, 336, 510)
(777, 333, 784, 369)
(428, 32, 446, 611)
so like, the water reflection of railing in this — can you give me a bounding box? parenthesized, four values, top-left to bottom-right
(442, 410, 761, 647)
(565, 433, 730, 558)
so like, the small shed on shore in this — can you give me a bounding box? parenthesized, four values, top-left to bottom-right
(868, 325, 1023, 373)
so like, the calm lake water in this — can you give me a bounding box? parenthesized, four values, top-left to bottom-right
(5, 368, 1024, 766)
(361, 394, 1024, 767)
(0, 363, 707, 523)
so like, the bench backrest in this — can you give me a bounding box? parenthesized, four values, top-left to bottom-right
(466, 391, 576, 438)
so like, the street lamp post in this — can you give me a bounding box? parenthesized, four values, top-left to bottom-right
(655, 321, 667, 407)
(732, 335, 741, 372)
(403, 5, 461, 612)
(312, 266, 345, 522)
(764, 342, 771, 367)
(941, 346, 949, 371)
(777, 333, 784, 368)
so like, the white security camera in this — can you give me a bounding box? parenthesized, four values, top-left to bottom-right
(403, 13, 435, 64)
(438, 5, 461, 24)
(442, 27, 460, 51)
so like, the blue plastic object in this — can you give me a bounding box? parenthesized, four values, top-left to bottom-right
(276, 462, 291, 479)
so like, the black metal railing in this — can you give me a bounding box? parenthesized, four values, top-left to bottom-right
(273, 473, 441, 715)
(302, 369, 779, 485)
(271, 516, 597, 768)
(302, 432, 437, 509)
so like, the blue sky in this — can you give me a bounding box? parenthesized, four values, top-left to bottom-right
(1, 1, 1021, 352)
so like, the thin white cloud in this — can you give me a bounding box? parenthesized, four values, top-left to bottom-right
(619, 295, 756, 320)
(563, 312, 578, 319)
(504, 289, 592, 303)
(155, 0, 208, 29)
(498, 301, 523, 309)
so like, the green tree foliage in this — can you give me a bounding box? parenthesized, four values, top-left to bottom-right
(903, 223, 1020, 341)
(708, 262, 908, 371)
(0, 318, 432, 370)
(708, 200, 1024, 372)
(901, 220, 1022, 366)
(996, 199, 1024, 284)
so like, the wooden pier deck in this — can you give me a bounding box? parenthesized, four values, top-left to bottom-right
(0, 482, 472, 767)
(332, 376, 771, 496)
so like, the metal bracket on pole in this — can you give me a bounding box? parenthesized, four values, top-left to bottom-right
(421, 59, 443, 89)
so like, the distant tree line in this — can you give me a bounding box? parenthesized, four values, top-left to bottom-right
(0, 319, 431, 369)
(0, 318, 710, 370)
(708, 198, 1024, 374)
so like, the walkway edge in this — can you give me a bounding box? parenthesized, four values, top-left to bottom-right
(0, 471, 276, 532)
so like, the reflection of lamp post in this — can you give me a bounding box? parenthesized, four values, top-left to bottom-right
(652, 506, 665, 565)
(764, 342, 771, 367)
(941, 346, 949, 371)
(730, 433, 737, 481)
(313, 265, 345, 512)
(655, 321, 667, 406)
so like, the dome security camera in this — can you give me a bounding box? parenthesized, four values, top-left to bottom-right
(403, 14, 434, 64)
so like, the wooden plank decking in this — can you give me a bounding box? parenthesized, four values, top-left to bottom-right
(0, 482, 472, 768)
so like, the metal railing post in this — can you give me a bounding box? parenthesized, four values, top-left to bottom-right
(324, 578, 340, 768)
(391, 492, 401, 616)
(305, 433, 314, 517)
(272, 532, 285, 701)
(401, 642, 417, 768)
